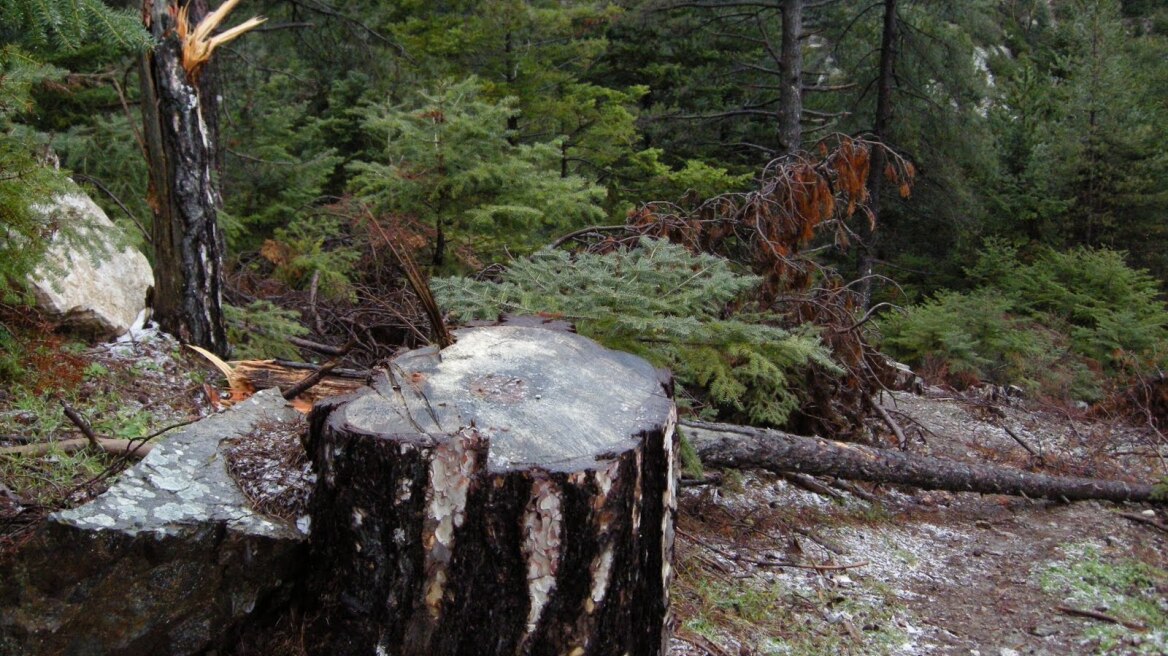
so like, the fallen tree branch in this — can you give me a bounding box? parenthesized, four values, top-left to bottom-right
(683, 420, 1159, 504)
(0, 438, 151, 458)
(1056, 605, 1147, 631)
(1118, 511, 1168, 533)
(59, 400, 99, 449)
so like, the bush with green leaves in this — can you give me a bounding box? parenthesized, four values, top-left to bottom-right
(349, 77, 606, 270)
(878, 289, 1095, 397)
(434, 239, 837, 426)
(978, 245, 1168, 369)
(265, 214, 359, 301)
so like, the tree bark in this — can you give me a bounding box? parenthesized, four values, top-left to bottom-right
(303, 326, 679, 656)
(858, 0, 897, 308)
(140, 0, 229, 356)
(777, 0, 803, 156)
(683, 420, 1159, 504)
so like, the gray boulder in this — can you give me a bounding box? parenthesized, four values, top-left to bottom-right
(27, 182, 153, 340)
(0, 389, 307, 656)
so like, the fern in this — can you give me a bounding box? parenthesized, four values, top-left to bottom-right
(434, 239, 838, 426)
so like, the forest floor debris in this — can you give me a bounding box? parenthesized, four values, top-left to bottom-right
(2, 325, 1166, 655)
(670, 391, 1168, 655)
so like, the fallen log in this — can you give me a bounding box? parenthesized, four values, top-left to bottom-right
(683, 420, 1159, 504)
(0, 437, 151, 458)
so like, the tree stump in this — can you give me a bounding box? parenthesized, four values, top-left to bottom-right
(304, 325, 678, 656)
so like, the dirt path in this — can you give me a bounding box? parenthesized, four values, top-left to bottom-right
(670, 391, 1168, 655)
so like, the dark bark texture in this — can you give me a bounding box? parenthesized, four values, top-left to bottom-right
(859, 0, 898, 307)
(140, 0, 228, 355)
(684, 421, 1158, 504)
(304, 326, 679, 656)
(778, 0, 803, 156)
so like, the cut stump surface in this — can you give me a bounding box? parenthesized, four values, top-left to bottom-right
(305, 325, 678, 656)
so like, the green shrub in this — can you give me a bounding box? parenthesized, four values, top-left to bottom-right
(880, 289, 1059, 389)
(1003, 247, 1168, 368)
(0, 322, 24, 381)
(434, 239, 838, 426)
(267, 215, 359, 302)
(882, 244, 1168, 400)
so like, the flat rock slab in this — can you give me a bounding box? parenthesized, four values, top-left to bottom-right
(1, 389, 305, 656)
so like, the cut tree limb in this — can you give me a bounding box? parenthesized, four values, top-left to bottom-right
(683, 420, 1159, 504)
(0, 438, 151, 458)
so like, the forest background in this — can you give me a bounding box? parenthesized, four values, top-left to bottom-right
(2, 0, 1167, 437)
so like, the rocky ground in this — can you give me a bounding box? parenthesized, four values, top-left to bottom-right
(669, 390, 1168, 656)
(2, 328, 1166, 655)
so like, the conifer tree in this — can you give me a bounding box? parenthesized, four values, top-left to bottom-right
(434, 238, 837, 426)
(0, 0, 150, 299)
(348, 78, 606, 269)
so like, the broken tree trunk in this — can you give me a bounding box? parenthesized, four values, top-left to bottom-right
(140, 0, 229, 355)
(304, 325, 679, 656)
(684, 420, 1159, 504)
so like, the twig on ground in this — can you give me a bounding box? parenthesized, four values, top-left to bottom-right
(874, 402, 908, 450)
(828, 478, 881, 504)
(782, 472, 845, 500)
(281, 339, 357, 401)
(885, 407, 938, 444)
(0, 438, 151, 458)
(1056, 605, 1147, 631)
(289, 336, 348, 356)
(269, 359, 369, 379)
(59, 400, 99, 449)
(1001, 423, 1043, 460)
(792, 527, 849, 556)
(1118, 511, 1168, 534)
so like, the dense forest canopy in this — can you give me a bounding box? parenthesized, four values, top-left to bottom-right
(2, 0, 1167, 432)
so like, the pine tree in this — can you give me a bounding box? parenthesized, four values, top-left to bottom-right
(348, 77, 606, 269)
(434, 239, 838, 426)
(0, 0, 149, 300)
